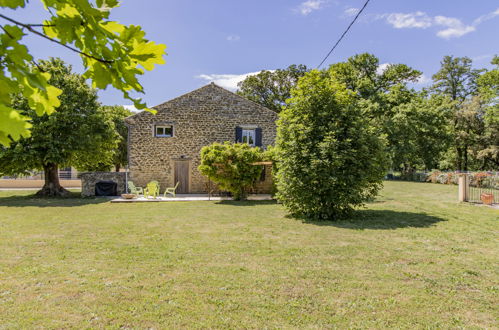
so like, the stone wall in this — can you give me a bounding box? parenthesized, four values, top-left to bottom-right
(125, 83, 278, 194)
(80, 172, 126, 197)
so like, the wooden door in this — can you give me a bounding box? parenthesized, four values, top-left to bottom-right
(174, 161, 189, 194)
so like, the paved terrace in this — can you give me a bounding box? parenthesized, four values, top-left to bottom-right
(110, 194, 273, 203)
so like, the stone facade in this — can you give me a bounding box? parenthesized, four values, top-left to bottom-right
(80, 172, 126, 197)
(125, 83, 278, 194)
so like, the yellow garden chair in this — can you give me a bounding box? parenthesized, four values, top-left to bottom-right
(144, 180, 160, 198)
(163, 182, 180, 198)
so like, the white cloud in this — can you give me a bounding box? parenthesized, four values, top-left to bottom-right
(296, 0, 325, 16)
(383, 11, 432, 29)
(344, 7, 359, 17)
(196, 71, 272, 91)
(473, 7, 499, 25)
(380, 8, 499, 39)
(376, 62, 391, 75)
(226, 35, 240, 42)
(123, 105, 141, 113)
(415, 74, 431, 85)
(434, 16, 475, 38)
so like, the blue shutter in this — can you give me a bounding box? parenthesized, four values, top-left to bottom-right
(255, 127, 262, 147)
(235, 126, 242, 143)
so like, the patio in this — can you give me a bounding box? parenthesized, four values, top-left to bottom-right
(110, 194, 273, 203)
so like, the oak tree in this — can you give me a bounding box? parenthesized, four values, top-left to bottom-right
(0, 0, 166, 145)
(0, 58, 118, 196)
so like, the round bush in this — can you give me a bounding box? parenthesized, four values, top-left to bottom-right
(275, 70, 388, 220)
(198, 142, 263, 200)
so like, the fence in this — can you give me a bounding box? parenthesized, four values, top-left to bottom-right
(458, 173, 498, 205)
(468, 186, 499, 204)
(1, 170, 79, 180)
(0, 170, 81, 189)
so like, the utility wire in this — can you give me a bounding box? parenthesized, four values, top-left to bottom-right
(317, 0, 372, 69)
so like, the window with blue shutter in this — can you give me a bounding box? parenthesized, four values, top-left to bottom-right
(235, 126, 243, 143)
(236, 126, 262, 147)
(255, 127, 262, 147)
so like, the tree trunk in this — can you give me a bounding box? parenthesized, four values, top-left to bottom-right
(115, 164, 121, 172)
(463, 145, 468, 172)
(456, 147, 463, 171)
(36, 163, 71, 197)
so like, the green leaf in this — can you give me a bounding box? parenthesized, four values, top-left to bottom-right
(0, 0, 26, 8)
(0, 0, 166, 146)
(0, 104, 31, 145)
(130, 40, 166, 71)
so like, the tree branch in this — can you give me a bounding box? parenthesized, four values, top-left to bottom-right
(26, 23, 56, 27)
(0, 25, 14, 39)
(31, 59, 46, 73)
(0, 14, 113, 64)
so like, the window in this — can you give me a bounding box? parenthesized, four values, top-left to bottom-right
(242, 129, 255, 146)
(235, 126, 262, 147)
(155, 125, 173, 137)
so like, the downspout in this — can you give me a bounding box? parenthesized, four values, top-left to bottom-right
(125, 122, 131, 193)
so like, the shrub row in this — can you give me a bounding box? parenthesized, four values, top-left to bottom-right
(388, 171, 499, 189)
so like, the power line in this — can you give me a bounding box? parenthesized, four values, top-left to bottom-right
(317, 0, 372, 69)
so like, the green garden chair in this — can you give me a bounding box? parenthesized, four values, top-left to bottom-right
(144, 180, 160, 198)
(128, 181, 143, 195)
(163, 182, 180, 198)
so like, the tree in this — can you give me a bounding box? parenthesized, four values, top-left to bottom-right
(198, 142, 263, 200)
(0, 0, 166, 146)
(275, 69, 387, 220)
(431, 56, 484, 171)
(327, 53, 421, 171)
(0, 58, 118, 196)
(432, 56, 482, 102)
(476, 56, 499, 169)
(101, 105, 132, 172)
(388, 93, 452, 171)
(328, 53, 421, 117)
(236, 64, 308, 112)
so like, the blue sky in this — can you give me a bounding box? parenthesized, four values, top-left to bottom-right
(4, 0, 499, 109)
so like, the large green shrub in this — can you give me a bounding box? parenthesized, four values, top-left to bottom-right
(275, 70, 388, 220)
(198, 142, 263, 200)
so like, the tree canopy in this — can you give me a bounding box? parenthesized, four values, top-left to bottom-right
(0, 0, 166, 145)
(326, 53, 424, 171)
(387, 93, 452, 171)
(236, 64, 308, 112)
(0, 58, 118, 196)
(429, 55, 496, 171)
(99, 105, 132, 172)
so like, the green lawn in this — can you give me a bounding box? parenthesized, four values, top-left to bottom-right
(0, 182, 497, 328)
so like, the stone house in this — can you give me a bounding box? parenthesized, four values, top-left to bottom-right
(125, 83, 278, 194)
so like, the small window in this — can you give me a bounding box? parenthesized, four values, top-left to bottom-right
(155, 125, 173, 137)
(242, 129, 255, 146)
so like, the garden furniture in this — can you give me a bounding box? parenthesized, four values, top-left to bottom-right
(128, 181, 143, 195)
(163, 182, 180, 198)
(144, 180, 160, 198)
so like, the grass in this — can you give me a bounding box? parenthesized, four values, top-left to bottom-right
(0, 181, 497, 328)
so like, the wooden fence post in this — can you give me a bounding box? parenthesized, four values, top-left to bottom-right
(458, 174, 469, 202)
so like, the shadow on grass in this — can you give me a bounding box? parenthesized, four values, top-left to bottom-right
(0, 192, 110, 207)
(215, 200, 278, 206)
(299, 209, 446, 230)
